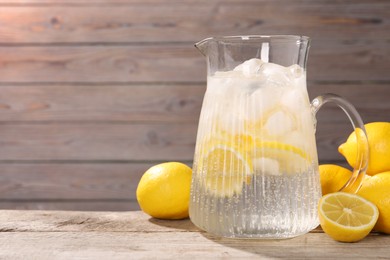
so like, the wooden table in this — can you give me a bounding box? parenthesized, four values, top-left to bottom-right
(0, 210, 388, 259)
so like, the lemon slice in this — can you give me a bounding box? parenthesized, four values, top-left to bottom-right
(318, 192, 379, 242)
(200, 132, 254, 154)
(253, 140, 311, 175)
(198, 144, 253, 197)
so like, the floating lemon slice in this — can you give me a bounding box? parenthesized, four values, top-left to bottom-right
(318, 192, 379, 242)
(200, 132, 254, 153)
(252, 140, 311, 175)
(197, 143, 253, 197)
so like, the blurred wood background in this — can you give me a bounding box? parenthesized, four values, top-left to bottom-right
(0, 0, 389, 211)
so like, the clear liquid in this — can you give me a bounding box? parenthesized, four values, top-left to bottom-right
(190, 167, 321, 238)
(190, 59, 322, 238)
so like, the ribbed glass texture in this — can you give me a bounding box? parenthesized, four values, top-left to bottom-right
(190, 67, 321, 238)
(190, 36, 321, 238)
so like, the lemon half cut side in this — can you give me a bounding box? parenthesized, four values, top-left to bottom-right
(318, 192, 379, 242)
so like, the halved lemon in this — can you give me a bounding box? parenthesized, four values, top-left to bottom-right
(318, 192, 379, 242)
(252, 140, 311, 175)
(197, 144, 253, 197)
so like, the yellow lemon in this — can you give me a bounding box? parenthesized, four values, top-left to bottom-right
(136, 162, 192, 219)
(358, 171, 390, 234)
(319, 164, 353, 195)
(318, 192, 379, 242)
(339, 122, 390, 175)
(198, 144, 253, 197)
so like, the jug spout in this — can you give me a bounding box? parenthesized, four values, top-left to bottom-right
(194, 38, 211, 56)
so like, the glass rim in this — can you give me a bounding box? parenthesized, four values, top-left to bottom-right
(196, 35, 310, 46)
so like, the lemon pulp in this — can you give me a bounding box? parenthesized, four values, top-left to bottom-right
(318, 192, 379, 242)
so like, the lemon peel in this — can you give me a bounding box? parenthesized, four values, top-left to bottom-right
(136, 162, 192, 219)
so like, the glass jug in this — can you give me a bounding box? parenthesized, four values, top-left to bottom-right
(189, 35, 369, 239)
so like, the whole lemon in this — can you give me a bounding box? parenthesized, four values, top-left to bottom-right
(339, 122, 390, 175)
(136, 162, 192, 220)
(358, 172, 390, 234)
(319, 164, 352, 195)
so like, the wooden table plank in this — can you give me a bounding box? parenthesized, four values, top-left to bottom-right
(0, 123, 197, 161)
(0, 0, 388, 43)
(0, 201, 140, 211)
(0, 231, 388, 259)
(0, 84, 205, 123)
(0, 121, 376, 161)
(0, 42, 388, 83)
(0, 210, 197, 232)
(0, 210, 388, 259)
(0, 83, 389, 123)
(0, 163, 151, 200)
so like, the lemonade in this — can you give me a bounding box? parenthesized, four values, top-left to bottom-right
(189, 58, 322, 238)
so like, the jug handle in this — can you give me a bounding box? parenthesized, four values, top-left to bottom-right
(311, 93, 369, 193)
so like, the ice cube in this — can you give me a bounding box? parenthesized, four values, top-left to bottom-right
(214, 70, 242, 78)
(264, 110, 294, 136)
(283, 129, 316, 159)
(288, 64, 304, 79)
(280, 88, 308, 112)
(217, 95, 247, 134)
(219, 112, 248, 134)
(233, 63, 244, 72)
(249, 87, 279, 120)
(260, 62, 291, 86)
(253, 157, 280, 175)
(207, 75, 240, 95)
(283, 131, 306, 149)
(234, 58, 265, 77)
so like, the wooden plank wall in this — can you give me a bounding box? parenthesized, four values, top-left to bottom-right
(0, 0, 389, 211)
